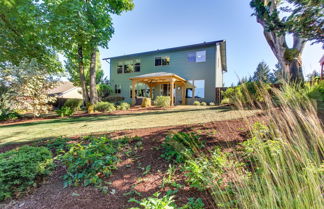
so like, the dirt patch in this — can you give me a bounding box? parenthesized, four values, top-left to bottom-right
(1, 116, 264, 209)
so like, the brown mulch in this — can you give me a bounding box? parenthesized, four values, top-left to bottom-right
(1, 116, 266, 209)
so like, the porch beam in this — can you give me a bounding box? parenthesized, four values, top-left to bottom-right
(170, 78, 175, 106)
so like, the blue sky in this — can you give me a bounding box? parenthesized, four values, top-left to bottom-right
(100, 0, 323, 86)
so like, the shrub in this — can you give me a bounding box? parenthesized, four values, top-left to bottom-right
(154, 96, 170, 107)
(56, 106, 74, 117)
(0, 146, 53, 201)
(87, 103, 95, 113)
(142, 98, 152, 107)
(129, 193, 205, 209)
(161, 132, 204, 163)
(129, 192, 176, 209)
(117, 102, 131, 110)
(209, 102, 215, 106)
(102, 95, 125, 103)
(61, 137, 119, 187)
(43, 138, 74, 155)
(307, 80, 324, 102)
(95, 102, 116, 113)
(200, 102, 207, 106)
(221, 82, 271, 106)
(0, 111, 20, 121)
(64, 99, 83, 111)
(193, 101, 200, 106)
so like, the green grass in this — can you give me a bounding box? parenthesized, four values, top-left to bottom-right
(0, 106, 259, 146)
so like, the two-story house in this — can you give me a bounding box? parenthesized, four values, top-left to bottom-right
(104, 40, 227, 105)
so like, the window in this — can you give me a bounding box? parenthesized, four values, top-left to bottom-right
(124, 60, 134, 73)
(196, 51, 206, 62)
(187, 52, 196, 62)
(186, 88, 193, 98)
(115, 84, 121, 94)
(117, 59, 140, 74)
(134, 59, 141, 72)
(117, 62, 123, 74)
(194, 80, 205, 98)
(187, 50, 206, 63)
(155, 56, 170, 66)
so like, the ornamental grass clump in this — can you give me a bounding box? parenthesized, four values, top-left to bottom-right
(182, 83, 324, 208)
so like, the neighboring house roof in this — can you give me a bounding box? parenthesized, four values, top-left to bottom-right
(104, 40, 227, 72)
(48, 81, 83, 99)
(48, 81, 78, 95)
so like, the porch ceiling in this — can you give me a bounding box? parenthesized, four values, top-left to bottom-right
(129, 72, 186, 85)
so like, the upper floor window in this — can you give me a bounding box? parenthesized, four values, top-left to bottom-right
(155, 56, 170, 66)
(117, 59, 141, 74)
(117, 62, 123, 74)
(187, 50, 206, 63)
(134, 59, 141, 72)
(117, 65, 123, 74)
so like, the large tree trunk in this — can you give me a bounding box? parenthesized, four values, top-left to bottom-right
(256, 0, 305, 83)
(89, 48, 98, 104)
(77, 45, 90, 104)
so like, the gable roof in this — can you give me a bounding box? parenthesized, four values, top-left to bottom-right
(104, 40, 225, 60)
(48, 81, 79, 95)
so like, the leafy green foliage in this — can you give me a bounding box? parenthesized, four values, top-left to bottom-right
(129, 193, 205, 209)
(56, 106, 74, 117)
(0, 0, 62, 71)
(43, 138, 73, 155)
(129, 192, 176, 209)
(161, 133, 204, 163)
(307, 80, 324, 102)
(64, 99, 83, 111)
(154, 96, 171, 107)
(117, 102, 131, 110)
(200, 102, 207, 106)
(95, 101, 116, 112)
(183, 147, 229, 190)
(0, 111, 20, 121)
(0, 146, 53, 201)
(193, 101, 200, 106)
(221, 82, 271, 106)
(61, 137, 119, 187)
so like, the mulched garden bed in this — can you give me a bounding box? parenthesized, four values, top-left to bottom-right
(1, 116, 266, 209)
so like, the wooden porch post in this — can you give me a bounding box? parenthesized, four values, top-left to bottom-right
(132, 80, 136, 105)
(170, 78, 175, 106)
(181, 84, 186, 105)
(149, 85, 153, 99)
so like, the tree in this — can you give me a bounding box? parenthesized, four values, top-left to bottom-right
(252, 61, 272, 82)
(0, 0, 61, 71)
(306, 70, 320, 81)
(44, 0, 134, 106)
(250, 0, 322, 83)
(1, 59, 57, 117)
(272, 63, 284, 83)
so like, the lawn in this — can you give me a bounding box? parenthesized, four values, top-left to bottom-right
(0, 106, 259, 146)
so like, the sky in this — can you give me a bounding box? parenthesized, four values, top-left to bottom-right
(100, 0, 323, 87)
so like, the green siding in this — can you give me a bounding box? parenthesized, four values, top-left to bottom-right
(110, 44, 222, 104)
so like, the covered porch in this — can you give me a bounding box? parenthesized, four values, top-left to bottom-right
(129, 72, 187, 106)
